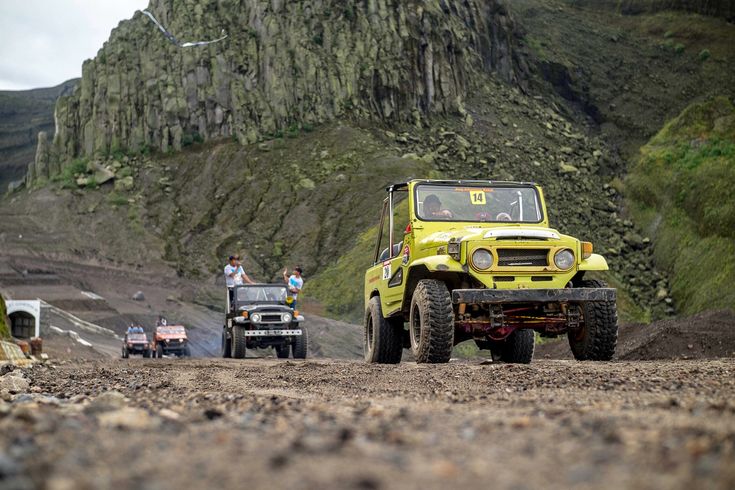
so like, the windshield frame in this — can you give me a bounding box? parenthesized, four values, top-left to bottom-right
(412, 182, 545, 224)
(234, 284, 289, 305)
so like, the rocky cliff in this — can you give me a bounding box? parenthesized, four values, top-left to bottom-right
(42, 0, 527, 178)
(0, 80, 77, 192)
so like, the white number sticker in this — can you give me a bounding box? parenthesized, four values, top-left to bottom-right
(382, 263, 392, 280)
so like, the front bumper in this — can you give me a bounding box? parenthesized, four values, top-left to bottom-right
(452, 288, 616, 304)
(243, 329, 303, 337)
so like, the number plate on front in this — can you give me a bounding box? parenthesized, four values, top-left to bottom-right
(243, 329, 302, 337)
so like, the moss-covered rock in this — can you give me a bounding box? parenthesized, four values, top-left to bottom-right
(626, 96, 735, 314)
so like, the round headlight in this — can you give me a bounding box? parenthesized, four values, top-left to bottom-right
(251, 313, 261, 323)
(472, 249, 494, 270)
(554, 249, 575, 270)
(283, 313, 292, 323)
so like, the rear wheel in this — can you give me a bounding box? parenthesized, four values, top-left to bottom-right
(232, 326, 247, 359)
(497, 329, 535, 364)
(568, 279, 618, 360)
(275, 344, 290, 359)
(409, 280, 454, 363)
(221, 327, 232, 358)
(292, 328, 308, 359)
(364, 296, 403, 364)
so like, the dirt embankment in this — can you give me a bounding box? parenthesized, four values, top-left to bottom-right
(537, 310, 735, 361)
(0, 358, 734, 490)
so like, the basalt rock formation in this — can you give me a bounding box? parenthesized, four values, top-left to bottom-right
(39, 0, 528, 182)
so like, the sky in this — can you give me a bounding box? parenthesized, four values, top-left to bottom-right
(0, 0, 149, 91)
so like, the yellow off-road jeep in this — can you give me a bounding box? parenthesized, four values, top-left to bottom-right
(363, 180, 618, 364)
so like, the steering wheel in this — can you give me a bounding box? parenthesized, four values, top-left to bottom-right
(496, 212, 512, 221)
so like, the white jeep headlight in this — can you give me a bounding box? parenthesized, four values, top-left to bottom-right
(472, 249, 493, 270)
(283, 313, 292, 323)
(251, 313, 261, 323)
(554, 249, 575, 270)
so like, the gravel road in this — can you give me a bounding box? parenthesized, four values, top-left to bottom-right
(1, 358, 734, 490)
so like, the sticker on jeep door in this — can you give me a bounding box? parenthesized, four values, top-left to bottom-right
(382, 263, 392, 280)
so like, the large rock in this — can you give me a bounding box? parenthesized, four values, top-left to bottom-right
(0, 373, 30, 394)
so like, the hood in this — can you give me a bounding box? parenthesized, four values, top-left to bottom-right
(416, 225, 564, 250)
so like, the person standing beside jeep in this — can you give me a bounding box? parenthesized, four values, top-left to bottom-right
(225, 255, 255, 303)
(282, 267, 304, 310)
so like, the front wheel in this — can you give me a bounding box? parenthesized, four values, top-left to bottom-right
(409, 279, 454, 363)
(156, 344, 163, 358)
(292, 328, 308, 359)
(221, 328, 232, 358)
(275, 344, 290, 359)
(567, 279, 618, 361)
(122, 347, 129, 359)
(364, 296, 403, 364)
(232, 326, 247, 359)
(143, 349, 150, 358)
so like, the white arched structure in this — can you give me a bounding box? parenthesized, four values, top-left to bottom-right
(6, 300, 41, 338)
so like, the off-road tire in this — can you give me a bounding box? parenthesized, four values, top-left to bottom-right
(568, 279, 618, 361)
(184, 346, 191, 357)
(156, 344, 163, 358)
(364, 296, 403, 364)
(232, 326, 247, 359)
(497, 329, 535, 364)
(221, 328, 232, 358)
(275, 344, 290, 359)
(122, 347, 129, 359)
(474, 340, 503, 362)
(409, 279, 454, 363)
(292, 327, 308, 359)
(143, 349, 150, 358)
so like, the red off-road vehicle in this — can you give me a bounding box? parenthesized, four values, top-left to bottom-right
(122, 332, 151, 358)
(150, 325, 191, 358)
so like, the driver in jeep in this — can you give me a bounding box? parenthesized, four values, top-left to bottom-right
(423, 194, 453, 219)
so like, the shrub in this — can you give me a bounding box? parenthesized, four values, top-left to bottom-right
(53, 158, 88, 188)
(674, 43, 685, 54)
(698, 49, 711, 61)
(107, 193, 129, 207)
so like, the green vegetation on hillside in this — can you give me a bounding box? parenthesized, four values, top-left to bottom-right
(0, 294, 10, 339)
(626, 96, 735, 314)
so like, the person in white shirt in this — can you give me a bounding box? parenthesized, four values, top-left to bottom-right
(282, 266, 304, 310)
(224, 255, 255, 303)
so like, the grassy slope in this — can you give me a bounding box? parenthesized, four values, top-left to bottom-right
(0, 294, 9, 339)
(626, 96, 735, 314)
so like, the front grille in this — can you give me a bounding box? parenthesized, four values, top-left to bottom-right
(261, 314, 285, 323)
(497, 249, 549, 267)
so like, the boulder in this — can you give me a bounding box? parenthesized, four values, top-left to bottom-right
(114, 176, 134, 192)
(132, 291, 145, 301)
(0, 374, 30, 394)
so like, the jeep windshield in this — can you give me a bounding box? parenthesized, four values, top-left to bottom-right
(236, 285, 288, 304)
(158, 326, 185, 335)
(415, 184, 543, 223)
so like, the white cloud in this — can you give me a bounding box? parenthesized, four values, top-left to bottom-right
(0, 0, 149, 90)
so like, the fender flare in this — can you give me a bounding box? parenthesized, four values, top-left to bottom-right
(578, 253, 609, 271)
